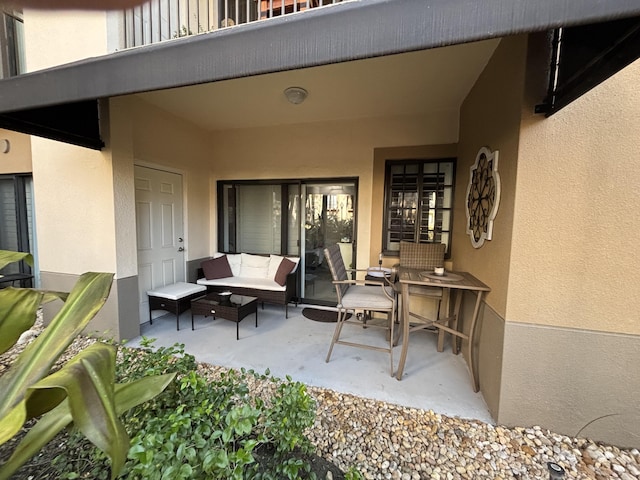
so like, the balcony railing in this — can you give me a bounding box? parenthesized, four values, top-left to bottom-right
(123, 0, 345, 48)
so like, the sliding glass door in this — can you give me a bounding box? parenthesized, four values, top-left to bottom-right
(301, 182, 356, 304)
(218, 178, 357, 305)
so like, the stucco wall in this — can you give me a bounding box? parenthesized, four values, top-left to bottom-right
(23, 9, 119, 274)
(31, 138, 118, 274)
(498, 36, 640, 448)
(456, 36, 526, 319)
(23, 9, 109, 71)
(209, 112, 459, 266)
(510, 54, 640, 335)
(455, 35, 528, 419)
(0, 129, 32, 174)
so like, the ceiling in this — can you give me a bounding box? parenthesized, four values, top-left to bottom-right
(135, 38, 501, 132)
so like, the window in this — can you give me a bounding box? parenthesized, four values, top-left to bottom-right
(1, 10, 25, 79)
(219, 182, 297, 255)
(0, 174, 34, 277)
(383, 159, 455, 257)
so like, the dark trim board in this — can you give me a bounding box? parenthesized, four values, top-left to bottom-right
(0, 100, 104, 150)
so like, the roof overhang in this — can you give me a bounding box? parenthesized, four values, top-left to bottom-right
(1, 0, 640, 149)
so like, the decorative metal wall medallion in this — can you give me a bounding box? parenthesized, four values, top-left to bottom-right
(465, 147, 501, 248)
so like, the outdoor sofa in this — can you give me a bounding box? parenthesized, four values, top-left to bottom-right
(196, 252, 300, 317)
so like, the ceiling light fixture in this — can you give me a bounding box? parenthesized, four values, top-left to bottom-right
(284, 87, 308, 105)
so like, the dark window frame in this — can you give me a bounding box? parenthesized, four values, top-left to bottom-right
(1, 10, 25, 79)
(0, 173, 33, 277)
(382, 158, 456, 258)
(217, 176, 359, 257)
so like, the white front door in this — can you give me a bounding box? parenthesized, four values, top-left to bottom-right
(135, 165, 185, 324)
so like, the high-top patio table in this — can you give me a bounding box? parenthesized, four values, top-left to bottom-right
(396, 267, 490, 392)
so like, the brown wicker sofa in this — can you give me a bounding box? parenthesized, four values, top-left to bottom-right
(196, 253, 299, 318)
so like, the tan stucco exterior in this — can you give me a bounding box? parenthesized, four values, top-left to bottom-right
(497, 37, 640, 447)
(0, 129, 32, 174)
(511, 49, 640, 336)
(23, 9, 110, 71)
(455, 34, 528, 420)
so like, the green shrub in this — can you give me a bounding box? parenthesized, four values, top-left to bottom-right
(52, 339, 319, 479)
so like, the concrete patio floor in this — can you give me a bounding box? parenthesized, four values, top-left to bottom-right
(127, 302, 494, 424)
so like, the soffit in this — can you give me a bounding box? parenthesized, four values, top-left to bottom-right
(135, 40, 501, 131)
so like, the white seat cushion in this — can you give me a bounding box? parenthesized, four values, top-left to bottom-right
(340, 285, 394, 310)
(240, 253, 271, 278)
(147, 282, 206, 300)
(197, 276, 286, 292)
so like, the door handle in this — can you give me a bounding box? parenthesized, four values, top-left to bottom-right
(178, 247, 184, 252)
(178, 237, 184, 242)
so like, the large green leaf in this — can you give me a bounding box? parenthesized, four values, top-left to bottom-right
(0, 250, 33, 270)
(0, 402, 26, 446)
(27, 343, 128, 475)
(0, 288, 43, 355)
(0, 288, 68, 355)
(0, 372, 176, 480)
(112, 372, 176, 415)
(0, 343, 121, 454)
(0, 272, 113, 419)
(0, 399, 69, 480)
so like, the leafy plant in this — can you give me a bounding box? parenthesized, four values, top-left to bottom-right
(51, 338, 320, 479)
(0, 250, 175, 480)
(344, 466, 365, 480)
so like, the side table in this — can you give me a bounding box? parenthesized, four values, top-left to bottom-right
(191, 293, 258, 340)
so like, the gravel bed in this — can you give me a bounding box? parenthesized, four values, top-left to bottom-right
(2, 321, 639, 480)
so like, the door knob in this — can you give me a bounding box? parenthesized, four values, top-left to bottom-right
(178, 237, 184, 242)
(178, 247, 184, 252)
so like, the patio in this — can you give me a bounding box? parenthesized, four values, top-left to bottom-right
(128, 302, 493, 424)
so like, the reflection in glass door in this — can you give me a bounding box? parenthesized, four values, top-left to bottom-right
(301, 182, 356, 305)
(218, 179, 356, 307)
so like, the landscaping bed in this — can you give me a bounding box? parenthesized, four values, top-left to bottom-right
(3, 322, 640, 479)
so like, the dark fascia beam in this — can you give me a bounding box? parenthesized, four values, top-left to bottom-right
(537, 17, 640, 116)
(1, 0, 640, 116)
(0, 100, 104, 150)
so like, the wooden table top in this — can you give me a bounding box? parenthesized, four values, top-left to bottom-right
(398, 268, 490, 292)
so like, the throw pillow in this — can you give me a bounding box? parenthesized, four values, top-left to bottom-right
(202, 255, 233, 280)
(267, 254, 285, 279)
(240, 253, 271, 278)
(226, 254, 242, 276)
(274, 257, 296, 286)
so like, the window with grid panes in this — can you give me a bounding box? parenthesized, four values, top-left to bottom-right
(383, 159, 455, 257)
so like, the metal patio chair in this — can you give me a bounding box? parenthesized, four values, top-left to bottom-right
(323, 244, 398, 376)
(397, 240, 446, 336)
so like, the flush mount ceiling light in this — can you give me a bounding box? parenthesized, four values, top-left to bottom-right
(283, 86, 308, 105)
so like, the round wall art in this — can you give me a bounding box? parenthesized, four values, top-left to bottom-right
(465, 146, 501, 248)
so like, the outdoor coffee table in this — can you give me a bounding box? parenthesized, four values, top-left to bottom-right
(190, 293, 258, 340)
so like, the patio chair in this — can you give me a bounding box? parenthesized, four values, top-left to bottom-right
(323, 244, 398, 376)
(397, 241, 446, 334)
